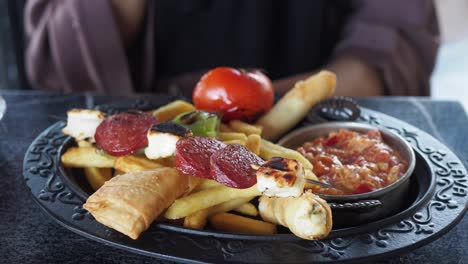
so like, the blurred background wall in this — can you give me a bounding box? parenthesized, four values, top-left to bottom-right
(432, 0, 468, 110)
(0, 0, 467, 111)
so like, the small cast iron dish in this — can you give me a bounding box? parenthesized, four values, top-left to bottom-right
(278, 122, 416, 228)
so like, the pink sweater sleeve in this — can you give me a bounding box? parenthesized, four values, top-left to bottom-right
(25, 0, 141, 95)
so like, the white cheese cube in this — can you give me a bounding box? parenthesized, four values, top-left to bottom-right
(145, 132, 181, 159)
(144, 122, 191, 160)
(256, 157, 306, 197)
(62, 109, 105, 141)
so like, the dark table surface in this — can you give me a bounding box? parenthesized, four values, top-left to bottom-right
(0, 91, 466, 264)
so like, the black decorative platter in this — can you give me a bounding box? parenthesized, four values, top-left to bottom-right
(23, 97, 467, 263)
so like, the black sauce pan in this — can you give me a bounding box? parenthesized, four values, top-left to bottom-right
(277, 122, 416, 227)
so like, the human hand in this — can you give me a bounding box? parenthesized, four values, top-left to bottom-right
(273, 55, 384, 96)
(325, 54, 384, 96)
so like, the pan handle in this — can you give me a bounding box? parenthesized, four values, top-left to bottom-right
(306, 96, 361, 124)
(328, 199, 382, 211)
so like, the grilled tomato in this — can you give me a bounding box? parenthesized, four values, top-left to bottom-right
(193, 67, 274, 122)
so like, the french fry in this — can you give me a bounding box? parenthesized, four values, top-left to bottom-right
(229, 120, 262, 135)
(245, 134, 261, 155)
(193, 179, 223, 192)
(218, 132, 248, 142)
(76, 140, 112, 190)
(260, 139, 313, 171)
(114, 155, 165, 173)
(61, 147, 115, 168)
(186, 176, 202, 195)
(183, 209, 210, 229)
(257, 71, 336, 141)
(234, 203, 258, 217)
(220, 124, 234, 132)
(208, 197, 254, 216)
(154, 157, 175, 167)
(183, 197, 253, 229)
(222, 139, 246, 146)
(164, 185, 260, 219)
(151, 100, 195, 122)
(77, 140, 92, 147)
(209, 213, 277, 235)
(84, 167, 112, 191)
(114, 169, 125, 177)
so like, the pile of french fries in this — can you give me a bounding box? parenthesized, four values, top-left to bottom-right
(61, 100, 318, 235)
(61, 71, 336, 236)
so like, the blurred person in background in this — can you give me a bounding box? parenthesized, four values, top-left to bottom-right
(24, 0, 439, 97)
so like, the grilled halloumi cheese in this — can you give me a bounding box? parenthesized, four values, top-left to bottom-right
(145, 122, 192, 160)
(256, 157, 306, 197)
(62, 109, 105, 141)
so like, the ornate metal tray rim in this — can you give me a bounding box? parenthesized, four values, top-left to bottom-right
(23, 98, 468, 263)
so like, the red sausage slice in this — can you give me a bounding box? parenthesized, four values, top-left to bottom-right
(210, 144, 264, 188)
(175, 137, 226, 178)
(95, 111, 158, 156)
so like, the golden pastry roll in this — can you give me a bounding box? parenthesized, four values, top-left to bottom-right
(257, 71, 336, 141)
(258, 191, 332, 240)
(83, 168, 189, 239)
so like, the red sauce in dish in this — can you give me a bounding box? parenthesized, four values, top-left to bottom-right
(297, 129, 408, 195)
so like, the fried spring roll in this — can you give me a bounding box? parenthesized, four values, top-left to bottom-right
(257, 71, 336, 141)
(83, 168, 189, 239)
(258, 191, 332, 240)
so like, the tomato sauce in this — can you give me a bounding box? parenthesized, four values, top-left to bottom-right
(297, 129, 408, 195)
